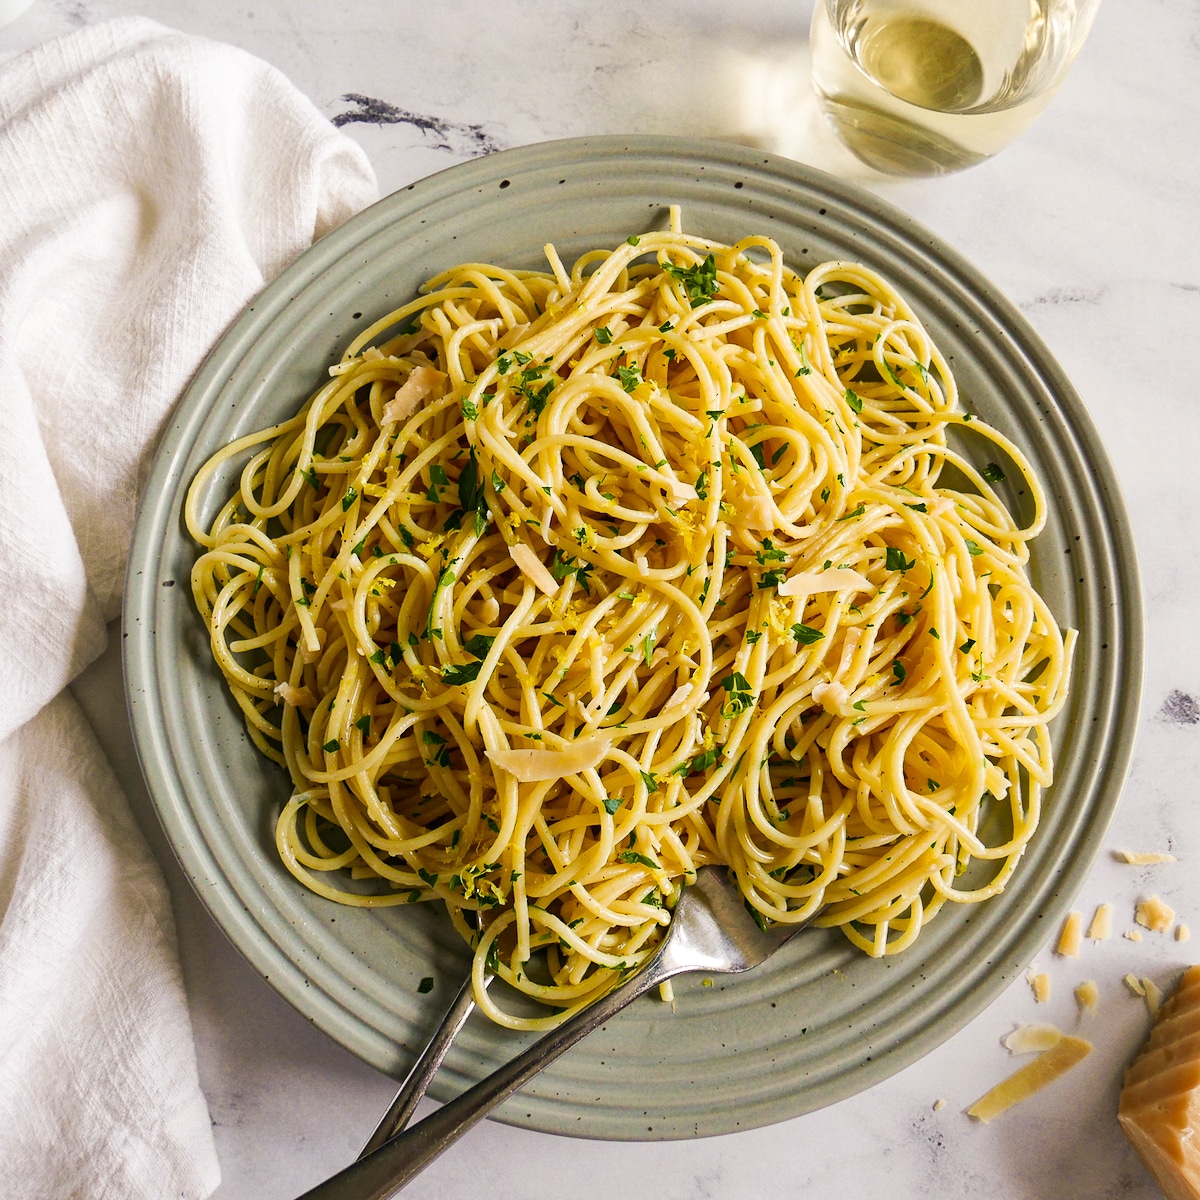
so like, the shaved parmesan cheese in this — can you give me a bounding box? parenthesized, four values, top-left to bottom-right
(1177, 924, 1191, 943)
(381, 365, 443, 425)
(1004, 1023, 1063, 1054)
(1027, 969, 1051, 1003)
(1119, 965, 1200, 1200)
(967, 1036, 1091, 1122)
(1138, 895, 1176, 933)
(1126, 929, 1145, 942)
(1088, 902, 1113, 940)
(778, 568, 871, 597)
(274, 681, 315, 707)
(509, 543, 559, 596)
(1076, 981, 1099, 1013)
(658, 476, 697, 506)
(661, 683, 700, 715)
(486, 735, 611, 782)
(362, 346, 384, 361)
(1119, 850, 1177, 865)
(811, 681, 849, 710)
(738, 491, 776, 531)
(1126, 975, 1147, 997)
(1057, 910, 1083, 957)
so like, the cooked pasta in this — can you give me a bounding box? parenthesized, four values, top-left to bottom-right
(187, 209, 1072, 1029)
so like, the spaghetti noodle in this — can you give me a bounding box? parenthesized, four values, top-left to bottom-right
(188, 211, 1071, 1029)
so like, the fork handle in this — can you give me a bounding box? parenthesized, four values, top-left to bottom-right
(358, 975, 479, 1159)
(297, 963, 666, 1200)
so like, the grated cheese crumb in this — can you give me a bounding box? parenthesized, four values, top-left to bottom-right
(1124, 974, 1146, 997)
(1027, 969, 1051, 1003)
(1116, 850, 1176, 865)
(932, 1099, 946, 1111)
(1124, 929, 1144, 942)
(1075, 980, 1099, 1013)
(1176, 923, 1190, 943)
(1135, 895, 1175, 933)
(1056, 910, 1083, 957)
(1087, 903, 1113, 940)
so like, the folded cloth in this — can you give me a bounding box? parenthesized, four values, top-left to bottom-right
(0, 16, 378, 1199)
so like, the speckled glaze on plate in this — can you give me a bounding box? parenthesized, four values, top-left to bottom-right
(124, 136, 1141, 1140)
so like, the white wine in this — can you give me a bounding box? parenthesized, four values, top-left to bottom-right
(809, 0, 1089, 176)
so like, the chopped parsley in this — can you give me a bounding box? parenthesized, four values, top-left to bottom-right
(720, 671, 753, 715)
(616, 364, 642, 392)
(791, 623, 824, 645)
(663, 253, 719, 306)
(463, 633, 495, 660)
(441, 661, 483, 686)
(618, 850, 659, 869)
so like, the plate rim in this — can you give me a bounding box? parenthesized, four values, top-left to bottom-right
(124, 133, 1143, 1139)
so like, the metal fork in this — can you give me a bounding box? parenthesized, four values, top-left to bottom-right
(300, 866, 813, 1199)
(356, 974, 485, 1158)
(357, 911, 492, 1159)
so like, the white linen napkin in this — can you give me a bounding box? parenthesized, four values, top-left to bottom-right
(0, 16, 378, 1198)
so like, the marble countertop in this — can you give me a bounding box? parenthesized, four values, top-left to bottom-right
(6, 1, 1199, 1197)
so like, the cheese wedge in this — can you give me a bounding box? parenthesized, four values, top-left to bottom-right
(1119, 965, 1200, 1200)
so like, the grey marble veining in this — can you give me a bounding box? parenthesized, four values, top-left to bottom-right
(10, 0, 1200, 1196)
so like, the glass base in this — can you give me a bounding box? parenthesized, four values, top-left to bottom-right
(815, 94, 990, 177)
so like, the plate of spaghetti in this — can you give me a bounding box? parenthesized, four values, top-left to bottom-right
(125, 136, 1140, 1138)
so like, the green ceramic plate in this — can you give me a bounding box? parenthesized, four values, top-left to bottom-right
(124, 136, 1141, 1139)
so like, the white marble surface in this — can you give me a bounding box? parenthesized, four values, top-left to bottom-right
(6, 0, 1200, 1196)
